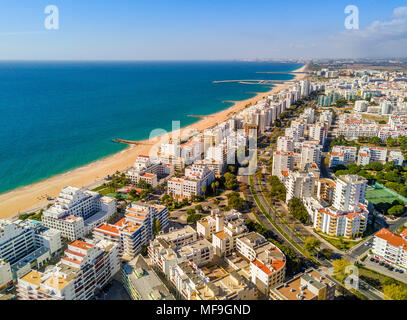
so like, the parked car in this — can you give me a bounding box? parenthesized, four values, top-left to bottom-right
(370, 258, 375, 262)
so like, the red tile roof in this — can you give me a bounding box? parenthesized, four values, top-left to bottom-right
(376, 228, 407, 250)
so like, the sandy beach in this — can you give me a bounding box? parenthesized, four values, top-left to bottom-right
(0, 63, 308, 219)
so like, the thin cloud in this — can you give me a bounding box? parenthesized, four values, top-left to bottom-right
(329, 6, 407, 57)
(0, 31, 48, 36)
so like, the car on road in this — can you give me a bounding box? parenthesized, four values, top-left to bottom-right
(370, 258, 375, 262)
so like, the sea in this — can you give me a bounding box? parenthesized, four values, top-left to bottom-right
(0, 61, 302, 194)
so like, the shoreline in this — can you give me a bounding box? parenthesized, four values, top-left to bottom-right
(0, 63, 309, 219)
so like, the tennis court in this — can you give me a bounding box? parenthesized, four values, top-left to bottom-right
(366, 184, 406, 205)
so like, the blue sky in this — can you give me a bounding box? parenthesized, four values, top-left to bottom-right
(0, 0, 406, 60)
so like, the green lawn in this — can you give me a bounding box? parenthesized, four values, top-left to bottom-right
(357, 265, 407, 292)
(316, 231, 360, 251)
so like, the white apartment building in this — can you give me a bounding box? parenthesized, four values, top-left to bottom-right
(0, 260, 12, 291)
(300, 142, 322, 169)
(308, 123, 326, 145)
(276, 136, 294, 153)
(372, 228, 407, 270)
(332, 175, 367, 212)
(126, 155, 174, 187)
(329, 146, 357, 168)
(272, 151, 294, 177)
(285, 171, 316, 203)
(16, 239, 119, 300)
(354, 100, 368, 112)
(236, 233, 286, 295)
(196, 209, 243, 240)
(0, 219, 62, 280)
(388, 150, 404, 166)
(42, 186, 116, 240)
(167, 164, 215, 198)
(270, 268, 336, 300)
(357, 146, 387, 165)
(93, 203, 169, 260)
(148, 226, 201, 276)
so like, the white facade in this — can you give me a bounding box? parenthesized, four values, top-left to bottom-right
(167, 164, 215, 198)
(285, 171, 316, 203)
(332, 175, 367, 212)
(372, 228, 407, 270)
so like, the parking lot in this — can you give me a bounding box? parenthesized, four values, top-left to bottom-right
(364, 256, 407, 284)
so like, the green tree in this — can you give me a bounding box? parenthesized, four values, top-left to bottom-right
(388, 205, 405, 217)
(304, 237, 321, 256)
(186, 208, 196, 215)
(332, 258, 351, 282)
(152, 218, 162, 236)
(226, 192, 244, 210)
(383, 283, 407, 300)
(224, 172, 238, 190)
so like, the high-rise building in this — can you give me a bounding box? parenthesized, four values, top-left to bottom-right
(167, 164, 215, 198)
(332, 175, 367, 212)
(42, 186, 116, 240)
(285, 171, 316, 203)
(372, 228, 407, 270)
(16, 239, 119, 300)
(93, 203, 169, 260)
(272, 151, 294, 177)
(0, 219, 62, 280)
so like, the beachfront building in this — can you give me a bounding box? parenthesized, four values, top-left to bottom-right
(121, 255, 175, 300)
(93, 202, 168, 261)
(126, 155, 174, 188)
(167, 164, 215, 198)
(42, 186, 116, 240)
(372, 228, 407, 270)
(16, 239, 119, 300)
(270, 268, 336, 300)
(329, 146, 357, 168)
(0, 219, 62, 281)
(285, 171, 316, 203)
(0, 260, 12, 292)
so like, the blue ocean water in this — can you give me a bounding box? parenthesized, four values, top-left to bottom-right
(0, 61, 301, 194)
